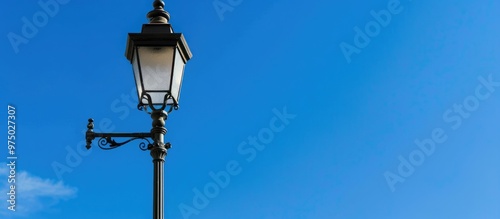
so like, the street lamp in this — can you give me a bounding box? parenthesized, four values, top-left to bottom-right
(85, 1, 192, 219)
(126, 0, 192, 110)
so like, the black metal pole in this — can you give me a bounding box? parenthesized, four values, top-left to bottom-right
(150, 110, 168, 219)
(146, 2, 171, 216)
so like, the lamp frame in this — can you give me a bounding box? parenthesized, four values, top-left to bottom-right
(125, 24, 192, 112)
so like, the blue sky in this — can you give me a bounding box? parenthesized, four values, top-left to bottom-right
(1, 0, 500, 218)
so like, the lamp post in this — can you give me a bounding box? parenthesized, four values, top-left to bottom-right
(85, 1, 192, 219)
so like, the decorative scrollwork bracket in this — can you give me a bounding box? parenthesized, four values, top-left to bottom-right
(85, 119, 153, 151)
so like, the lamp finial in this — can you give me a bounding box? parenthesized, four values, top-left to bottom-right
(147, 0, 170, 23)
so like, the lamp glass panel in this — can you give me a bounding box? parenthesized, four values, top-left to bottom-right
(132, 49, 143, 102)
(137, 46, 174, 91)
(137, 46, 175, 104)
(170, 48, 186, 103)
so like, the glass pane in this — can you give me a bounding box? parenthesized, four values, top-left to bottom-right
(132, 49, 143, 102)
(137, 46, 174, 94)
(170, 48, 186, 103)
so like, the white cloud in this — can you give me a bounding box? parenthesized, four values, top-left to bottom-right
(0, 163, 77, 217)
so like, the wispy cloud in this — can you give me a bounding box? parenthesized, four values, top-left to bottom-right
(0, 163, 77, 217)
